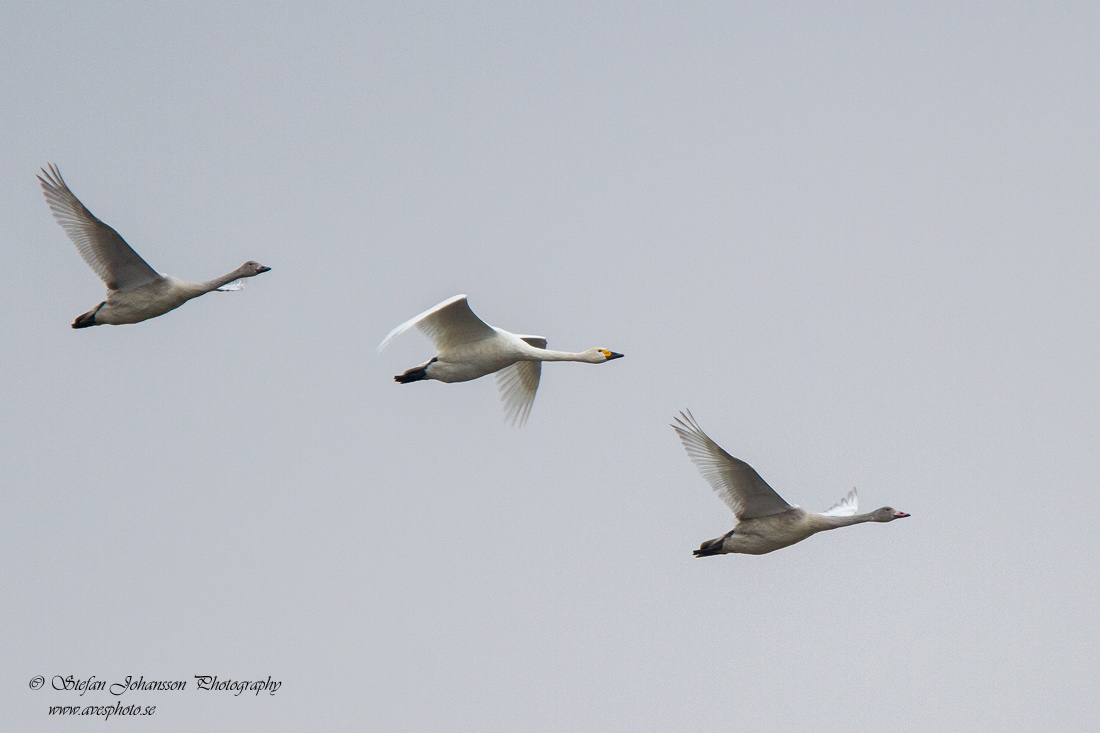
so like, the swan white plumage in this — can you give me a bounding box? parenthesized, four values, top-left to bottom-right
(672, 411, 909, 556)
(38, 164, 271, 328)
(378, 294, 624, 426)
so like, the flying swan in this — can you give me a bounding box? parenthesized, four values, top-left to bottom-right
(672, 410, 909, 556)
(39, 164, 271, 328)
(378, 294, 624, 426)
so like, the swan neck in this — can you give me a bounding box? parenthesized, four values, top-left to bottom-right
(817, 513, 877, 530)
(520, 345, 592, 362)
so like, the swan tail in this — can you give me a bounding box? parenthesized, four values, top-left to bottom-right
(394, 358, 436, 384)
(72, 302, 105, 329)
(693, 536, 726, 557)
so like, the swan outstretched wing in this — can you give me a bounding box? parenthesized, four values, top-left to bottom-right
(38, 164, 160, 292)
(378, 294, 497, 353)
(672, 410, 793, 520)
(495, 335, 546, 427)
(820, 488, 858, 516)
(496, 362, 540, 427)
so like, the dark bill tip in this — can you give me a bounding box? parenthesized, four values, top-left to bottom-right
(607, 351, 624, 360)
(256, 265, 272, 274)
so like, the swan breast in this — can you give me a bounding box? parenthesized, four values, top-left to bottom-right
(725, 509, 819, 554)
(428, 338, 521, 383)
(97, 277, 201, 325)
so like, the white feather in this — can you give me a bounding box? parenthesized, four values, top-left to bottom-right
(216, 278, 245, 292)
(819, 488, 859, 517)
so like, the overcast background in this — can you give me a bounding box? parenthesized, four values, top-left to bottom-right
(3, 2, 1099, 731)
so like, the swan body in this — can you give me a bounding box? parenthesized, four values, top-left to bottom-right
(672, 411, 909, 556)
(38, 164, 270, 328)
(379, 294, 623, 426)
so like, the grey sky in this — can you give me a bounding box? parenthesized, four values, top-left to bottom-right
(3, 2, 1098, 730)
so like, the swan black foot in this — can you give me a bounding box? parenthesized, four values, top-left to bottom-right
(72, 302, 105, 329)
(394, 368, 426, 383)
(693, 536, 726, 557)
(394, 358, 436, 384)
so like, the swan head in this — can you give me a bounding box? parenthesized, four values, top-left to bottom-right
(241, 261, 272, 276)
(593, 349, 624, 363)
(873, 507, 910, 522)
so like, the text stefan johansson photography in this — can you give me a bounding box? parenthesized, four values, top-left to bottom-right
(50, 674, 283, 696)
